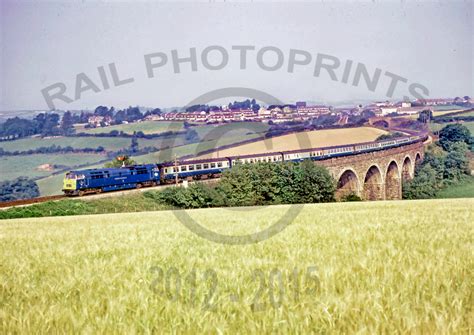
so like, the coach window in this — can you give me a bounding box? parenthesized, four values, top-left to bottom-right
(188, 165, 194, 171)
(164, 168, 168, 173)
(181, 166, 187, 172)
(196, 164, 202, 170)
(203, 163, 209, 169)
(210, 163, 216, 168)
(217, 162, 223, 167)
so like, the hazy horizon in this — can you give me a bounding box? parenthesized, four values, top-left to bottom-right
(1, 1, 472, 112)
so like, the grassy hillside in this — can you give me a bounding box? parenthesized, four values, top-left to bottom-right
(0, 153, 107, 182)
(452, 110, 474, 117)
(1, 199, 472, 333)
(430, 121, 474, 133)
(0, 136, 131, 152)
(435, 176, 474, 198)
(134, 123, 269, 163)
(196, 127, 387, 159)
(0, 135, 187, 152)
(78, 121, 184, 135)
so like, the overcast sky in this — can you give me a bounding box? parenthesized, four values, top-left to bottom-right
(1, 0, 472, 111)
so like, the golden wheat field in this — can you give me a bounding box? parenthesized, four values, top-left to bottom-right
(1, 199, 472, 333)
(196, 127, 388, 158)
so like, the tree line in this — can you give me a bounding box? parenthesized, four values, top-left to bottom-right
(0, 145, 105, 156)
(0, 177, 40, 202)
(146, 160, 336, 209)
(403, 124, 473, 199)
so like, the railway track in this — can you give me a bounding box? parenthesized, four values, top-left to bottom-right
(0, 178, 220, 210)
(0, 195, 66, 209)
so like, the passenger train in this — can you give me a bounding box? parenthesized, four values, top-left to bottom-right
(62, 132, 427, 196)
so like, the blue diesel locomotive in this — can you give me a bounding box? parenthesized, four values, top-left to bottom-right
(62, 164, 160, 196)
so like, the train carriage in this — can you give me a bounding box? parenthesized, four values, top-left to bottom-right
(160, 158, 231, 181)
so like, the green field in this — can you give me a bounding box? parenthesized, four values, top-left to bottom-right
(0, 123, 267, 153)
(453, 110, 474, 117)
(430, 121, 474, 133)
(0, 153, 107, 182)
(0, 136, 132, 152)
(0, 135, 189, 152)
(135, 123, 269, 163)
(78, 121, 185, 135)
(0, 199, 472, 333)
(435, 176, 474, 199)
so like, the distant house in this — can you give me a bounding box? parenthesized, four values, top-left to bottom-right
(394, 101, 412, 108)
(396, 106, 430, 115)
(417, 98, 453, 106)
(144, 114, 163, 121)
(258, 107, 273, 119)
(380, 106, 398, 116)
(374, 101, 392, 107)
(363, 104, 383, 116)
(297, 105, 331, 115)
(87, 115, 112, 127)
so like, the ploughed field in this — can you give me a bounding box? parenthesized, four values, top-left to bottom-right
(1, 199, 472, 333)
(196, 126, 388, 158)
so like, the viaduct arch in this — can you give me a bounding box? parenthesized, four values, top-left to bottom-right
(317, 141, 424, 201)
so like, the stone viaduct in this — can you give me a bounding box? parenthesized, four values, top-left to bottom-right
(316, 141, 424, 200)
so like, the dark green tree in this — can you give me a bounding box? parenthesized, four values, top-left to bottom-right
(0, 177, 40, 202)
(439, 124, 471, 150)
(185, 129, 199, 143)
(130, 135, 139, 153)
(417, 109, 433, 123)
(402, 165, 439, 199)
(105, 155, 136, 168)
(60, 111, 75, 135)
(443, 142, 469, 181)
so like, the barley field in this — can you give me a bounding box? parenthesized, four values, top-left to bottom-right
(196, 127, 387, 159)
(1, 199, 472, 333)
